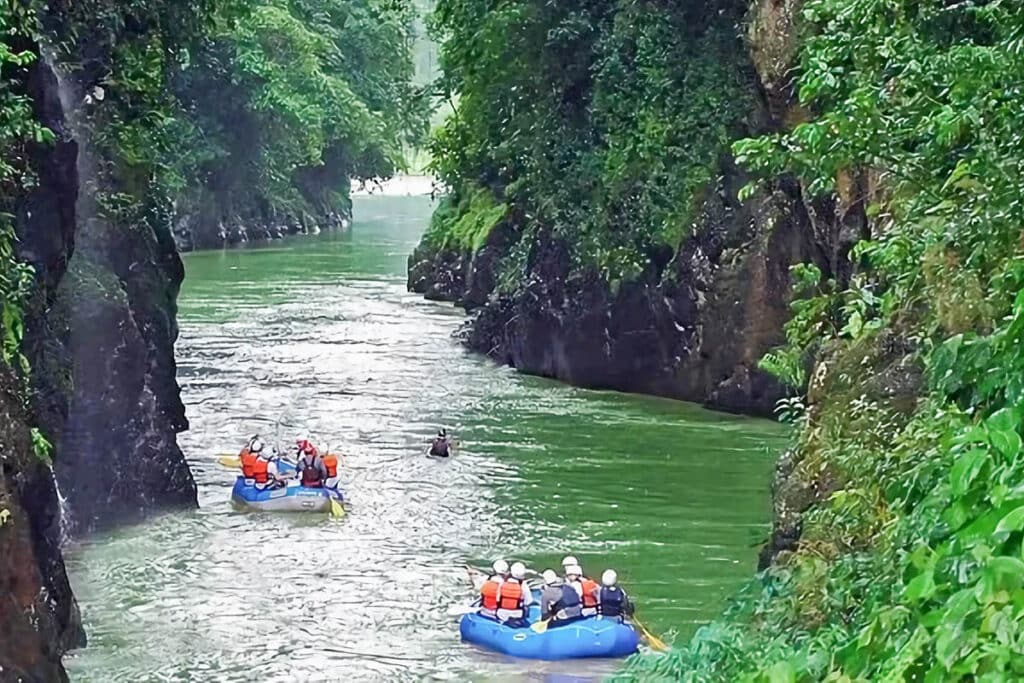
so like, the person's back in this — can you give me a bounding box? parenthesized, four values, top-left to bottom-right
(323, 453, 340, 488)
(550, 583, 583, 626)
(496, 562, 530, 627)
(479, 578, 502, 619)
(496, 578, 526, 626)
(479, 560, 508, 619)
(579, 576, 600, 617)
(429, 430, 450, 457)
(296, 440, 327, 487)
(597, 569, 633, 621)
(240, 437, 265, 485)
(540, 569, 563, 620)
(240, 449, 258, 484)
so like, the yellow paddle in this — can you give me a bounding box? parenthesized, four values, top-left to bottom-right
(634, 617, 668, 651)
(530, 618, 551, 634)
(328, 495, 345, 518)
(218, 455, 241, 468)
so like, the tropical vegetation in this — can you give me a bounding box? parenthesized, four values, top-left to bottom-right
(427, 0, 753, 285)
(619, 0, 1024, 679)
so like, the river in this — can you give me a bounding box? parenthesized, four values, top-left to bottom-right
(64, 194, 786, 681)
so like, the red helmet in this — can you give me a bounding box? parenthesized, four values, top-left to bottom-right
(296, 439, 317, 456)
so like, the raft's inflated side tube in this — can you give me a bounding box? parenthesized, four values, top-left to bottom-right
(230, 460, 343, 513)
(459, 597, 640, 660)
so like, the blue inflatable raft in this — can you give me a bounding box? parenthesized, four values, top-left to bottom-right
(230, 459, 343, 513)
(459, 596, 640, 660)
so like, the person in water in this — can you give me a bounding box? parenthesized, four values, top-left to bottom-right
(479, 559, 509, 619)
(429, 429, 451, 457)
(496, 562, 532, 628)
(239, 437, 286, 490)
(541, 568, 583, 627)
(597, 569, 634, 622)
(295, 439, 328, 487)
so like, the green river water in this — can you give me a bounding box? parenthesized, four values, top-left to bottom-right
(64, 195, 787, 681)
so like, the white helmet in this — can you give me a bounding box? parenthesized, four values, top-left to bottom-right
(250, 438, 264, 453)
(542, 569, 559, 585)
(566, 565, 583, 578)
(492, 559, 509, 575)
(510, 562, 527, 580)
(602, 569, 618, 587)
(561, 555, 578, 568)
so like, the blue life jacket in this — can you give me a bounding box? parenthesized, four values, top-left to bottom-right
(599, 585, 626, 617)
(552, 584, 582, 620)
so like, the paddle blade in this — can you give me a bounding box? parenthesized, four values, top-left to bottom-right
(329, 496, 345, 518)
(218, 456, 241, 469)
(530, 618, 550, 634)
(636, 619, 669, 651)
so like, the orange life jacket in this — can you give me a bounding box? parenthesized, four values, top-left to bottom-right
(480, 580, 501, 611)
(240, 450, 258, 478)
(498, 579, 524, 611)
(323, 453, 339, 478)
(251, 457, 269, 484)
(581, 578, 599, 609)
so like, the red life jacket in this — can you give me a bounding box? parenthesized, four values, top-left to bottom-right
(498, 579, 524, 611)
(580, 578, 599, 609)
(240, 450, 258, 479)
(251, 457, 269, 484)
(480, 580, 501, 611)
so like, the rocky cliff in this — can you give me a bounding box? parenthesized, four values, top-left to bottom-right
(408, 0, 866, 417)
(15, 45, 198, 537)
(0, 371, 82, 683)
(1, 35, 199, 678)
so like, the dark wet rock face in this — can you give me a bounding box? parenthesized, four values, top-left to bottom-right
(52, 215, 198, 535)
(1, 37, 201, 678)
(411, 171, 864, 417)
(172, 191, 352, 252)
(13, 44, 198, 535)
(0, 48, 83, 681)
(0, 371, 82, 683)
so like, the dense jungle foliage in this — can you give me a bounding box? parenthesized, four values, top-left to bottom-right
(616, 0, 1024, 680)
(427, 0, 754, 285)
(0, 0, 426, 449)
(41, 0, 428, 223)
(0, 4, 46, 374)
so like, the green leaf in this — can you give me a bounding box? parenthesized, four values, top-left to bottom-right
(988, 556, 1024, 577)
(905, 570, 937, 602)
(988, 428, 1022, 461)
(994, 506, 1024, 541)
(987, 408, 1020, 434)
(950, 448, 989, 497)
(766, 660, 795, 683)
